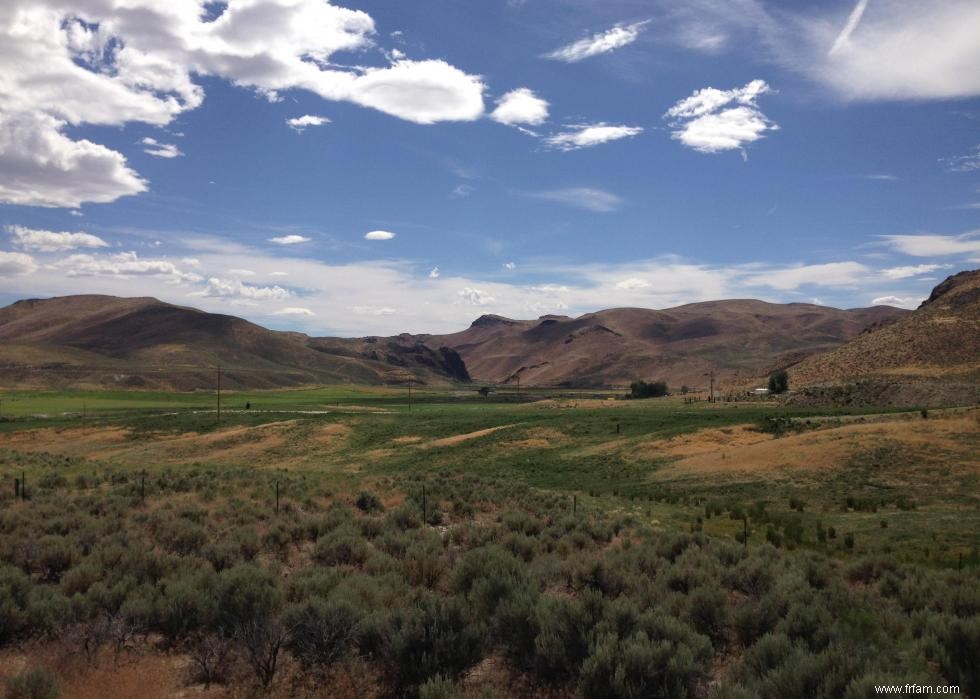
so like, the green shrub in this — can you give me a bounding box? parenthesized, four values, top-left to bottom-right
(418, 674, 459, 699)
(688, 586, 729, 644)
(314, 526, 370, 567)
(392, 594, 482, 688)
(284, 598, 360, 675)
(355, 491, 384, 514)
(5, 667, 60, 699)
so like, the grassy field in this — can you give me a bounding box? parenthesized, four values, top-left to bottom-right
(0, 387, 977, 697)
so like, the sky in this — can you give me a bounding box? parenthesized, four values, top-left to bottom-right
(0, 0, 978, 336)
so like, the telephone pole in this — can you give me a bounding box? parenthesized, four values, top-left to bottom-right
(216, 364, 222, 423)
(703, 371, 714, 403)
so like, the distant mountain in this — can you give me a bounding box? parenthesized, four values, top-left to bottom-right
(422, 300, 908, 388)
(788, 270, 980, 405)
(0, 295, 468, 390)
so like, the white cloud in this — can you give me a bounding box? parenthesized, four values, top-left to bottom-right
(528, 187, 623, 212)
(543, 123, 643, 151)
(739, 261, 870, 290)
(365, 230, 395, 241)
(0, 251, 37, 276)
(664, 79, 776, 153)
(286, 114, 331, 132)
(268, 235, 311, 245)
(274, 307, 315, 316)
(504, 262, 516, 270)
(0, 0, 487, 207)
(940, 145, 980, 173)
(880, 264, 952, 280)
(141, 137, 183, 158)
(7, 225, 108, 252)
(863, 174, 898, 181)
(457, 287, 495, 306)
(0, 113, 146, 208)
(872, 295, 920, 309)
(615, 278, 650, 290)
(828, 0, 869, 56)
(202, 277, 292, 300)
(227, 268, 256, 277)
(429, 267, 440, 278)
(351, 305, 396, 315)
(451, 184, 473, 198)
(544, 21, 650, 62)
(881, 233, 980, 257)
(53, 251, 201, 283)
(490, 88, 549, 126)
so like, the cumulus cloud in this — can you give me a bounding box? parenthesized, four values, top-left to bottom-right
(457, 287, 495, 306)
(202, 277, 292, 300)
(544, 21, 650, 62)
(268, 235, 311, 245)
(429, 267, 440, 278)
(504, 262, 516, 270)
(615, 278, 650, 290)
(0, 251, 37, 276)
(365, 230, 395, 240)
(141, 137, 183, 158)
(0, 0, 486, 207)
(880, 264, 952, 280)
(0, 113, 147, 208)
(880, 233, 980, 257)
(286, 114, 331, 132)
(6, 225, 108, 252)
(490, 88, 549, 126)
(528, 187, 623, 212)
(543, 123, 643, 151)
(664, 79, 777, 154)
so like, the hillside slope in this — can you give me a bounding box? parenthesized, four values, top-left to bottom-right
(0, 296, 468, 390)
(423, 301, 907, 388)
(788, 270, 980, 405)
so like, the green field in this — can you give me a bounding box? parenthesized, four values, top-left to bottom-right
(0, 388, 977, 697)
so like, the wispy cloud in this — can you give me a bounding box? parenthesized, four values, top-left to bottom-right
(881, 232, 980, 257)
(286, 114, 331, 132)
(828, 0, 869, 56)
(268, 235, 311, 245)
(7, 224, 108, 252)
(544, 20, 650, 63)
(940, 144, 980, 172)
(527, 187, 623, 212)
(141, 137, 183, 159)
(880, 264, 952, 280)
(543, 123, 643, 151)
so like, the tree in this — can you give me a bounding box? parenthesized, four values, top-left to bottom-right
(477, 386, 493, 398)
(630, 381, 669, 399)
(768, 370, 789, 394)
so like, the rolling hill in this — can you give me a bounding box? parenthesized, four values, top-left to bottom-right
(787, 270, 980, 406)
(421, 300, 908, 389)
(0, 295, 469, 390)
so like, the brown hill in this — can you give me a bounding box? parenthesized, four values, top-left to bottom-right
(788, 270, 980, 405)
(422, 300, 907, 389)
(0, 295, 469, 390)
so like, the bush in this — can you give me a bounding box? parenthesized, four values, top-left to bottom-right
(355, 491, 384, 514)
(580, 630, 702, 699)
(5, 667, 60, 699)
(283, 598, 360, 676)
(392, 594, 482, 688)
(767, 370, 789, 394)
(418, 674, 459, 699)
(314, 526, 370, 568)
(630, 380, 669, 399)
(687, 585, 729, 644)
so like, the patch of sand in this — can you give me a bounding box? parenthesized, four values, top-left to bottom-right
(639, 425, 768, 458)
(312, 422, 351, 446)
(654, 414, 979, 479)
(392, 435, 422, 445)
(422, 424, 519, 449)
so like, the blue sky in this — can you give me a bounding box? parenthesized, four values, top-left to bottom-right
(0, 0, 978, 335)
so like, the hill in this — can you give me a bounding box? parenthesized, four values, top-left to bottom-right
(0, 295, 469, 390)
(788, 270, 980, 406)
(422, 300, 907, 389)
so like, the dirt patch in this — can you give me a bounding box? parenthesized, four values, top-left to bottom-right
(654, 414, 979, 479)
(502, 427, 569, 450)
(422, 424, 519, 449)
(0, 426, 130, 456)
(312, 422, 351, 446)
(392, 435, 422, 445)
(638, 424, 768, 458)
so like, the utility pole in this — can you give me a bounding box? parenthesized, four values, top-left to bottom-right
(216, 363, 222, 424)
(703, 371, 714, 403)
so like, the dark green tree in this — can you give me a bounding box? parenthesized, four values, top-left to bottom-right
(768, 370, 789, 394)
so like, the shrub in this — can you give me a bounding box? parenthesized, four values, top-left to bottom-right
(392, 594, 482, 689)
(767, 370, 789, 394)
(418, 674, 459, 699)
(235, 614, 289, 688)
(687, 586, 729, 644)
(283, 598, 360, 676)
(580, 630, 701, 699)
(186, 633, 232, 688)
(630, 380, 669, 399)
(314, 526, 370, 568)
(355, 491, 384, 514)
(5, 667, 60, 699)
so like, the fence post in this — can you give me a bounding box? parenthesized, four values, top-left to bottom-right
(21, 471, 25, 501)
(14, 478, 19, 499)
(573, 495, 577, 514)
